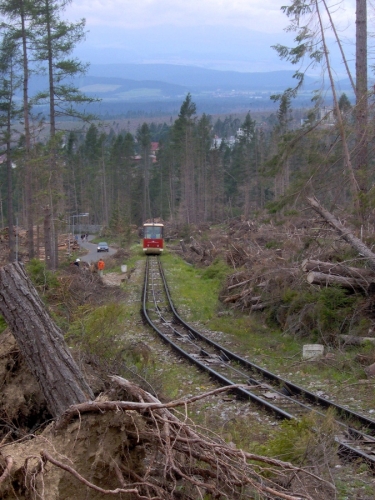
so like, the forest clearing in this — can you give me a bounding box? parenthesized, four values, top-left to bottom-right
(1, 205, 375, 499)
(0, 0, 375, 497)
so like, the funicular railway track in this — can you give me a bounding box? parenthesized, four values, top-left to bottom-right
(142, 255, 375, 466)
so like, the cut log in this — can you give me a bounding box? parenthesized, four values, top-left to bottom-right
(306, 271, 369, 290)
(223, 294, 260, 305)
(227, 279, 252, 290)
(189, 244, 202, 255)
(223, 293, 242, 303)
(302, 259, 375, 279)
(307, 197, 375, 271)
(0, 262, 94, 417)
(250, 300, 276, 311)
(339, 335, 375, 345)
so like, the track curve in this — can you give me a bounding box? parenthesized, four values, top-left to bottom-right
(142, 255, 375, 466)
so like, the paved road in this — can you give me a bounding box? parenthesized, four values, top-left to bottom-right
(77, 236, 117, 263)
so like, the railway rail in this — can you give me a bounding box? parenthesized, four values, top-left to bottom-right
(142, 255, 375, 466)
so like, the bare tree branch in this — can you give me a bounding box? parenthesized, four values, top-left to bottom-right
(41, 450, 149, 498)
(0, 456, 13, 485)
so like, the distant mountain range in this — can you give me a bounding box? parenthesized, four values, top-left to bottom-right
(76, 75, 188, 100)
(27, 63, 354, 117)
(84, 64, 353, 100)
(86, 64, 314, 91)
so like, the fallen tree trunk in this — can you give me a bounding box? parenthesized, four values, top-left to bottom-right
(223, 293, 242, 303)
(223, 293, 261, 305)
(227, 279, 252, 291)
(250, 300, 277, 311)
(0, 262, 94, 417)
(302, 259, 375, 279)
(307, 197, 375, 270)
(189, 244, 202, 255)
(339, 335, 375, 345)
(306, 271, 369, 290)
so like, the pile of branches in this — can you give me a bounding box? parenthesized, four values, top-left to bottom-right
(177, 235, 223, 266)
(0, 377, 331, 499)
(301, 259, 375, 294)
(220, 201, 375, 312)
(220, 266, 302, 312)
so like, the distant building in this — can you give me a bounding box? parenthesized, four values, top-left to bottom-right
(211, 136, 222, 149)
(235, 128, 253, 142)
(301, 107, 335, 127)
(236, 128, 244, 139)
(319, 107, 334, 125)
(210, 135, 239, 150)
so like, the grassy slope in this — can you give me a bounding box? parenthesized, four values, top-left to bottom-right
(157, 249, 375, 498)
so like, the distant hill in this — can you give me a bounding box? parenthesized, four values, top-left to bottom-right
(75, 75, 189, 100)
(87, 64, 316, 92)
(27, 64, 354, 118)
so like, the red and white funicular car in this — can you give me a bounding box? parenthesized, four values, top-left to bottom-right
(142, 223, 164, 254)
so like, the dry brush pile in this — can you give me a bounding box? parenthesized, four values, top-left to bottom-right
(173, 210, 375, 346)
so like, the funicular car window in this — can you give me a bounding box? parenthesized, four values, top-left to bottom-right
(144, 227, 162, 239)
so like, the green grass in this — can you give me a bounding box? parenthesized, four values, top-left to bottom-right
(159, 251, 373, 398)
(161, 252, 228, 321)
(79, 84, 121, 92)
(118, 88, 163, 99)
(66, 303, 128, 359)
(0, 315, 7, 334)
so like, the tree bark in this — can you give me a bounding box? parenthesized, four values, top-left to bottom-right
(0, 262, 94, 417)
(306, 271, 369, 290)
(301, 259, 375, 279)
(307, 197, 375, 270)
(339, 335, 375, 346)
(20, 1, 34, 260)
(355, 0, 368, 183)
(315, 0, 360, 213)
(44, 205, 53, 269)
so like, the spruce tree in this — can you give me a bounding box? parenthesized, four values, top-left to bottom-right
(0, 30, 23, 261)
(32, 0, 96, 268)
(0, 0, 40, 259)
(136, 123, 152, 221)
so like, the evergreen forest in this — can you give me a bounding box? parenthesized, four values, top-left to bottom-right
(0, 0, 372, 270)
(2, 1, 375, 498)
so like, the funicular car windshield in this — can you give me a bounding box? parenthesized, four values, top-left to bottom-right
(144, 226, 163, 239)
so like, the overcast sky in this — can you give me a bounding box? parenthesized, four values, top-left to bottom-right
(65, 0, 355, 32)
(64, 0, 357, 73)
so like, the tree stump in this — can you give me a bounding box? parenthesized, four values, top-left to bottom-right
(0, 262, 94, 417)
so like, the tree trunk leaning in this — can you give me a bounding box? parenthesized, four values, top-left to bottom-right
(307, 197, 375, 270)
(0, 262, 94, 417)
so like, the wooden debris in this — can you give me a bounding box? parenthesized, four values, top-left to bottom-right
(302, 259, 375, 279)
(339, 335, 375, 345)
(307, 196, 375, 271)
(306, 271, 369, 291)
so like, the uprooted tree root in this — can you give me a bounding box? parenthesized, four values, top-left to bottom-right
(0, 377, 333, 500)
